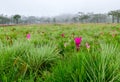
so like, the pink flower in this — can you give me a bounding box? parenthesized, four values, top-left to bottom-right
(112, 33, 116, 38)
(61, 33, 65, 37)
(74, 37, 82, 51)
(26, 34, 31, 39)
(86, 42, 90, 49)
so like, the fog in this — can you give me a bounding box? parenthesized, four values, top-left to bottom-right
(0, 0, 120, 16)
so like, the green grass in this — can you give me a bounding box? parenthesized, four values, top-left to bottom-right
(0, 23, 120, 82)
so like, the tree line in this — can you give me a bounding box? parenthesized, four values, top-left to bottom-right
(0, 9, 120, 24)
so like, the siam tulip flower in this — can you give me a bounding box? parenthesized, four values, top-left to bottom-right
(64, 43, 67, 48)
(86, 42, 90, 49)
(86, 42, 90, 52)
(100, 32, 104, 36)
(112, 33, 116, 38)
(74, 37, 82, 51)
(26, 33, 31, 39)
(112, 30, 116, 32)
(61, 33, 65, 37)
(111, 30, 118, 38)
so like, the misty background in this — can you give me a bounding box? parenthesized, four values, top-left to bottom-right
(0, 0, 120, 24)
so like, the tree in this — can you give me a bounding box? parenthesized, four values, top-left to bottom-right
(108, 11, 116, 23)
(53, 18, 56, 23)
(115, 10, 120, 23)
(108, 10, 120, 23)
(0, 16, 10, 24)
(80, 15, 90, 23)
(78, 12, 83, 22)
(72, 17, 78, 23)
(13, 14, 21, 24)
(77, 12, 90, 23)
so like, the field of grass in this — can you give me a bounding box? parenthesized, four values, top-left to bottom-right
(0, 23, 120, 82)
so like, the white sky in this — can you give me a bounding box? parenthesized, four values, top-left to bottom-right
(0, 0, 120, 17)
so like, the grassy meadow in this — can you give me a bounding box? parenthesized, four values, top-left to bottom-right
(0, 23, 120, 82)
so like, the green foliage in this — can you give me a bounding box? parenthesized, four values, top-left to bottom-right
(85, 43, 120, 82)
(45, 53, 86, 82)
(0, 23, 120, 81)
(0, 41, 59, 81)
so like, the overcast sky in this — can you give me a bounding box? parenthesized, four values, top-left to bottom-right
(0, 0, 120, 17)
